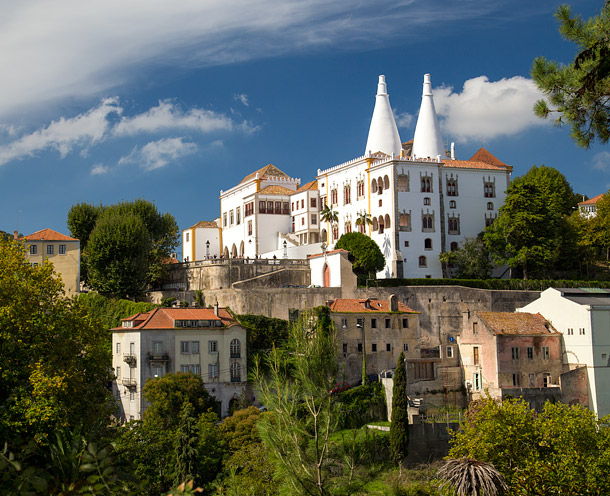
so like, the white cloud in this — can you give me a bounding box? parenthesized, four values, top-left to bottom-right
(91, 163, 109, 175)
(395, 111, 414, 129)
(113, 100, 254, 136)
(0, 98, 121, 166)
(433, 76, 547, 142)
(118, 137, 197, 171)
(0, 1, 532, 118)
(234, 94, 249, 107)
(592, 152, 610, 172)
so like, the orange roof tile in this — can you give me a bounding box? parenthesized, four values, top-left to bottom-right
(578, 194, 604, 206)
(258, 185, 296, 196)
(308, 249, 350, 259)
(22, 228, 78, 241)
(469, 148, 509, 167)
(239, 164, 290, 184)
(328, 298, 418, 314)
(111, 307, 235, 330)
(187, 220, 219, 230)
(292, 180, 318, 194)
(442, 159, 508, 171)
(477, 312, 557, 335)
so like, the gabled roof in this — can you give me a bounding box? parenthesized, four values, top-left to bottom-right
(111, 307, 235, 331)
(328, 298, 418, 314)
(187, 220, 219, 230)
(22, 228, 78, 241)
(308, 249, 349, 259)
(239, 164, 290, 184)
(469, 147, 508, 167)
(578, 194, 604, 206)
(258, 185, 295, 196)
(554, 287, 610, 306)
(477, 312, 557, 336)
(293, 180, 318, 194)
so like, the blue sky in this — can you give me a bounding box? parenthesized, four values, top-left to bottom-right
(0, 0, 606, 253)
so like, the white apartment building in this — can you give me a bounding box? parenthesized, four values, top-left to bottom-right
(111, 306, 247, 420)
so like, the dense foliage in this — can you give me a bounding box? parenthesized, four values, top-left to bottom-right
(76, 291, 157, 332)
(390, 352, 409, 469)
(67, 199, 179, 299)
(439, 236, 492, 279)
(335, 232, 385, 281)
(532, 2, 610, 148)
(235, 313, 289, 356)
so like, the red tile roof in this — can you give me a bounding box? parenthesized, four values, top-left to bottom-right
(22, 228, 78, 241)
(579, 194, 604, 206)
(187, 220, 219, 229)
(111, 307, 235, 330)
(239, 164, 290, 184)
(292, 180, 318, 194)
(469, 147, 509, 167)
(328, 298, 418, 314)
(477, 312, 558, 336)
(258, 185, 296, 196)
(442, 159, 509, 171)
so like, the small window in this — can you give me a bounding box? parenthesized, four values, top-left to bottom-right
(446, 346, 453, 358)
(567, 328, 573, 335)
(512, 374, 521, 387)
(181, 365, 190, 373)
(449, 200, 456, 209)
(46, 244, 54, 255)
(342, 343, 348, 353)
(386, 343, 392, 352)
(230, 339, 241, 358)
(579, 328, 586, 335)
(191, 341, 200, 354)
(59, 244, 66, 254)
(341, 318, 348, 328)
(473, 346, 480, 365)
(542, 346, 550, 360)
(311, 214, 317, 225)
(403, 343, 409, 352)
(423, 197, 431, 206)
(487, 202, 494, 211)
(116, 342, 121, 354)
(424, 238, 432, 250)
(402, 318, 409, 328)
(372, 343, 377, 353)
(357, 343, 363, 352)
(371, 318, 377, 329)
(130, 391, 135, 401)
(385, 318, 391, 328)
(527, 347, 534, 359)
(404, 240, 409, 247)
(153, 341, 162, 354)
(186, 232, 190, 242)
(419, 256, 427, 267)
(208, 341, 218, 353)
(473, 322, 478, 334)
(29, 245, 37, 255)
(529, 373, 536, 386)
(473, 372, 481, 391)
(311, 198, 317, 208)
(511, 347, 520, 360)
(209, 364, 218, 379)
(116, 366, 121, 379)
(180, 341, 189, 354)
(450, 242, 458, 251)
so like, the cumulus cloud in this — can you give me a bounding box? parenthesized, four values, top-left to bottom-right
(0, 1, 536, 118)
(91, 163, 109, 175)
(433, 76, 547, 142)
(234, 94, 249, 107)
(118, 137, 197, 171)
(0, 98, 121, 167)
(592, 152, 610, 172)
(395, 111, 414, 129)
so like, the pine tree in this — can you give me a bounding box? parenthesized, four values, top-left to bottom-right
(390, 352, 409, 470)
(173, 402, 199, 487)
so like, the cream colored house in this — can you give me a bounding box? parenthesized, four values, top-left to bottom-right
(21, 228, 80, 296)
(111, 305, 247, 420)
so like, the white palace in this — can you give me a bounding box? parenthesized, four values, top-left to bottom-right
(183, 74, 512, 279)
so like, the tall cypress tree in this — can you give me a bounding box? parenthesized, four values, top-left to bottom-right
(390, 352, 409, 470)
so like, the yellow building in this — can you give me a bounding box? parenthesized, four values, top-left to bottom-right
(21, 228, 80, 296)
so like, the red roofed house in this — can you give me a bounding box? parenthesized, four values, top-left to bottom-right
(459, 311, 564, 410)
(578, 193, 604, 219)
(21, 228, 80, 296)
(327, 296, 420, 384)
(111, 305, 247, 420)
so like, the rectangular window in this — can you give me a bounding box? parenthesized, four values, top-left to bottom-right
(371, 318, 377, 329)
(29, 245, 37, 255)
(191, 364, 200, 376)
(191, 341, 200, 354)
(46, 244, 54, 255)
(223, 213, 227, 226)
(180, 341, 190, 354)
(567, 328, 573, 335)
(181, 365, 190, 373)
(236, 207, 241, 225)
(385, 318, 391, 328)
(259, 201, 266, 214)
(301, 199, 304, 209)
(542, 346, 550, 360)
(511, 347, 520, 360)
(185, 232, 189, 242)
(115, 366, 121, 379)
(153, 341, 162, 354)
(275, 201, 282, 214)
(529, 373, 536, 386)
(59, 244, 66, 254)
(311, 198, 317, 208)
(372, 343, 377, 352)
(402, 318, 409, 328)
(512, 374, 521, 387)
(248, 220, 253, 236)
(283, 202, 289, 214)
(230, 210, 234, 226)
(152, 365, 163, 378)
(341, 318, 348, 328)
(311, 214, 317, 225)
(342, 343, 348, 353)
(209, 364, 218, 379)
(403, 343, 409, 352)
(245, 201, 254, 217)
(116, 342, 121, 354)
(446, 346, 453, 358)
(473, 372, 481, 391)
(473, 322, 478, 334)
(208, 340, 218, 353)
(357, 343, 363, 353)
(386, 343, 392, 352)
(473, 346, 480, 365)
(130, 391, 135, 401)
(527, 347, 534, 359)
(579, 328, 586, 335)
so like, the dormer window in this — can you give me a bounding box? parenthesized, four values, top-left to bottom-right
(122, 321, 133, 328)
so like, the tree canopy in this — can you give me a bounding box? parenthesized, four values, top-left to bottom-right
(440, 236, 492, 279)
(532, 2, 610, 148)
(335, 232, 385, 279)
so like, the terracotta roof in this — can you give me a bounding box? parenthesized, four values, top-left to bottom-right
(258, 185, 295, 196)
(469, 148, 508, 167)
(308, 249, 349, 259)
(239, 164, 290, 184)
(328, 298, 418, 314)
(442, 159, 508, 171)
(111, 307, 235, 330)
(292, 180, 318, 194)
(187, 220, 219, 230)
(22, 228, 78, 241)
(578, 194, 604, 206)
(477, 312, 557, 336)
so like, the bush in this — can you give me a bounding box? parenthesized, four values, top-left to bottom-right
(336, 383, 387, 429)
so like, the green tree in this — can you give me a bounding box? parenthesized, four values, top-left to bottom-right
(389, 352, 409, 471)
(440, 237, 492, 279)
(86, 212, 151, 299)
(335, 232, 385, 281)
(320, 205, 338, 225)
(355, 211, 373, 233)
(67, 202, 101, 249)
(0, 238, 112, 447)
(437, 457, 507, 496)
(174, 402, 199, 487)
(532, 2, 610, 148)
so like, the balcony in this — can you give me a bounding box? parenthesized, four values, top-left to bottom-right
(147, 352, 169, 363)
(123, 354, 137, 365)
(122, 378, 137, 387)
(230, 352, 241, 359)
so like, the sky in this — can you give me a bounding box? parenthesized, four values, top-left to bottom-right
(0, 0, 606, 256)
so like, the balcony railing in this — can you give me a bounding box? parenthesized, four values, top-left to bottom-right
(123, 354, 137, 365)
(230, 352, 241, 359)
(122, 378, 137, 387)
(148, 352, 169, 362)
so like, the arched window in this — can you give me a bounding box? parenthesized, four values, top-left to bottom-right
(424, 238, 432, 250)
(323, 264, 330, 287)
(378, 216, 385, 234)
(448, 217, 460, 234)
(230, 362, 241, 382)
(419, 256, 427, 267)
(384, 175, 390, 190)
(372, 217, 378, 231)
(344, 184, 351, 205)
(384, 214, 391, 229)
(230, 339, 241, 358)
(446, 178, 458, 196)
(321, 229, 327, 241)
(332, 225, 339, 241)
(487, 202, 494, 210)
(422, 215, 433, 230)
(371, 179, 378, 193)
(345, 221, 352, 233)
(377, 177, 384, 194)
(399, 213, 410, 229)
(450, 242, 458, 251)
(421, 176, 432, 193)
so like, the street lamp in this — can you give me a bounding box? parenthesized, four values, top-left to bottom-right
(206, 240, 210, 259)
(283, 240, 288, 259)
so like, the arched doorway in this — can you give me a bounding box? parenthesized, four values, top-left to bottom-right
(239, 241, 245, 257)
(231, 244, 237, 258)
(323, 264, 330, 287)
(223, 247, 229, 259)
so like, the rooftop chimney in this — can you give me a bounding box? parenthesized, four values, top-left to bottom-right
(389, 294, 398, 312)
(214, 301, 219, 317)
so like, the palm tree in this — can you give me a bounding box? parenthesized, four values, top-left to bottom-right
(437, 457, 507, 496)
(320, 205, 338, 225)
(355, 211, 373, 233)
